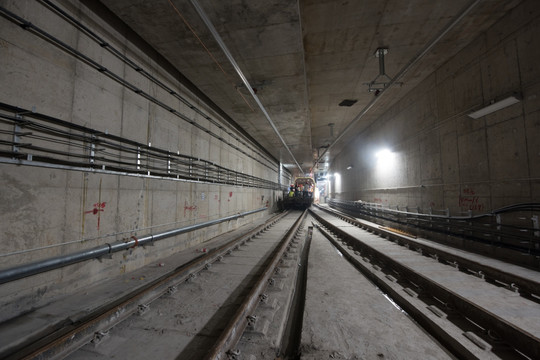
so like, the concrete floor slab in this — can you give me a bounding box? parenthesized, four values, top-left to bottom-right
(301, 229, 453, 359)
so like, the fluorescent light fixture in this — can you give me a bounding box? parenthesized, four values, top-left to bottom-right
(468, 94, 521, 119)
(346, 165, 353, 170)
(334, 172, 341, 193)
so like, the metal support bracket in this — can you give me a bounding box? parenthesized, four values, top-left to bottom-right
(363, 48, 403, 94)
(13, 122, 21, 154)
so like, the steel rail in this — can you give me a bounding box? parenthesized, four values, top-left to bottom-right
(328, 199, 540, 258)
(3, 211, 290, 360)
(310, 208, 540, 360)
(316, 204, 540, 301)
(312, 221, 479, 359)
(203, 210, 308, 360)
(0, 208, 268, 285)
(312, 221, 482, 360)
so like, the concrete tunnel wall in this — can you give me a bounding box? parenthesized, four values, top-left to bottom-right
(0, 0, 284, 318)
(329, 0, 540, 215)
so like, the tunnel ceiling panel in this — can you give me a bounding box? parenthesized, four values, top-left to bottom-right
(98, 0, 523, 174)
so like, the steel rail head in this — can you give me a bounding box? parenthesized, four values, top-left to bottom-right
(0, 210, 289, 359)
(317, 204, 540, 298)
(310, 208, 540, 360)
(325, 200, 540, 259)
(203, 210, 307, 360)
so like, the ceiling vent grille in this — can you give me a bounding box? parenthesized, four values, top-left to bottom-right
(338, 99, 357, 107)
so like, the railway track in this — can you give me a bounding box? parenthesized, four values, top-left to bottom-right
(310, 205, 540, 360)
(2, 210, 308, 360)
(2, 206, 539, 359)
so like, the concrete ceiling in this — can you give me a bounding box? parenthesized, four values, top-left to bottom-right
(98, 0, 522, 176)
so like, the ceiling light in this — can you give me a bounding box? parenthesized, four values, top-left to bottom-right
(375, 148, 393, 160)
(468, 94, 521, 119)
(346, 165, 353, 170)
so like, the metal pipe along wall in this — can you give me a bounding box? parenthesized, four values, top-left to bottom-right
(0, 207, 267, 284)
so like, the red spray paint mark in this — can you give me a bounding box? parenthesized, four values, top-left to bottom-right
(85, 202, 106, 229)
(229, 192, 233, 197)
(459, 196, 485, 211)
(184, 200, 198, 217)
(459, 188, 484, 211)
(85, 202, 106, 215)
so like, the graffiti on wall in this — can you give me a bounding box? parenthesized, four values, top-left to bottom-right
(459, 188, 485, 211)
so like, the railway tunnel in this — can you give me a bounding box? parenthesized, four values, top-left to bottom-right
(1, 0, 539, 359)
